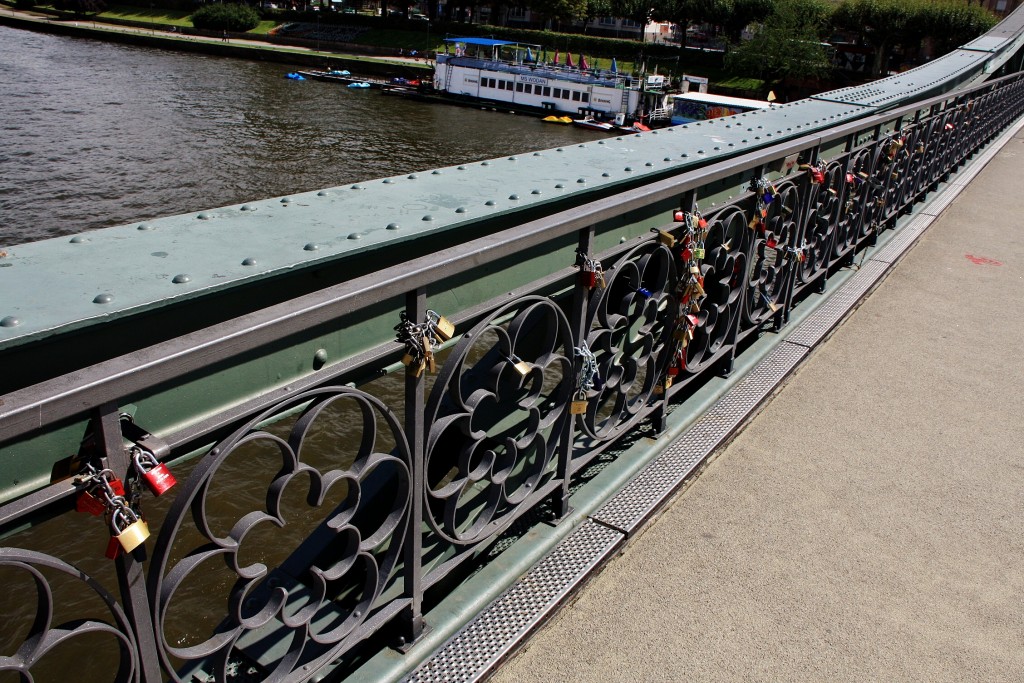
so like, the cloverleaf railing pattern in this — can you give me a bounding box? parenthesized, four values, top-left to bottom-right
(1, 73, 1022, 683)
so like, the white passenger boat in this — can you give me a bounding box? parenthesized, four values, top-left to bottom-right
(433, 37, 673, 124)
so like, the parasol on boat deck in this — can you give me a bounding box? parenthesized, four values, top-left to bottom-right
(566, 52, 575, 68)
(611, 57, 618, 73)
(553, 50, 560, 65)
(580, 54, 589, 70)
(525, 47, 534, 62)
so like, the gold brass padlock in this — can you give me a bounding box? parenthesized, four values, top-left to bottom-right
(655, 229, 676, 248)
(508, 354, 531, 376)
(422, 335, 436, 374)
(570, 394, 588, 415)
(432, 314, 455, 341)
(111, 506, 150, 553)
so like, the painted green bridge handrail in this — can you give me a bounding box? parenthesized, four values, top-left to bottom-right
(0, 8, 1022, 683)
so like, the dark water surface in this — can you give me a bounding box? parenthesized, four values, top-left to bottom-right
(0, 25, 601, 246)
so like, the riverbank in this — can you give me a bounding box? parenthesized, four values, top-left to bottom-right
(0, 5, 431, 78)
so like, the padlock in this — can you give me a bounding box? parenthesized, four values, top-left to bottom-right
(655, 229, 676, 247)
(697, 215, 707, 230)
(580, 269, 598, 288)
(766, 237, 778, 249)
(692, 247, 705, 260)
(721, 240, 732, 252)
(401, 351, 415, 366)
(749, 215, 761, 230)
(76, 490, 108, 516)
(508, 354, 531, 376)
(689, 265, 700, 276)
(105, 535, 122, 560)
(409, 357, 426, 377)
(430, 312, 455, 341)
(846, 172, 856, 184)
(916, 142, 925, 154)
(667, 364, 679, 377)
(111, 506, 150, 553)
(570, 394, 588, 415)
(422, 335, 436, 374)
(636, 287, 652, 298)
(673, 209, 685, 222)
(681, 247, 692, 261)
(134, 449, 176, 496)
(810, 167, 825, 184)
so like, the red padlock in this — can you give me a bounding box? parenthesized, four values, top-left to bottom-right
(673, 210, 685, 222)
(667, 363, 680, 377)
(810, 168, 825, 184)
(76, 490, 108, 516)
(105, 535, 122, 560)
(134, 449, 176, 496)
(681, 248, 692, 261)
(580, 269, 598, 288)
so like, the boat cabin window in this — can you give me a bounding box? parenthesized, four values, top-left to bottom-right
(553, 88, 561, 98)
(572, 91, 581, 101)
(516, 82, 524, 92)
(542, 86, 551, 96)
(561, 90, 570, 100)
(582, 92, 590, 103)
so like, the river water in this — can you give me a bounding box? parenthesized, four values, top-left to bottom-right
(0, 24, 602, 246)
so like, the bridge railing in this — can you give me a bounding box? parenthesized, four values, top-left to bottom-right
(1, 62, 1023, 683)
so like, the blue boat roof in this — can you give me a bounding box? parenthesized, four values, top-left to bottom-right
(443, 37, 517, 47)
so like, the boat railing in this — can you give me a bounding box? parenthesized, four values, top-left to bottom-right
(438, 54, 633, 88)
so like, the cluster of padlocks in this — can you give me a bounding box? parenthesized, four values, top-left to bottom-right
(75, 445, 176, 559)
(394, 309, 455, 377)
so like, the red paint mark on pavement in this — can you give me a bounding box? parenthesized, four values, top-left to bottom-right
(965, 254, 1003, 266)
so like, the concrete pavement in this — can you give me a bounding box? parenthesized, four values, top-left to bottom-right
(490, 128, 1024, 682)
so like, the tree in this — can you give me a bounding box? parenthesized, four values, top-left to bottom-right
(721, 0, 774, 45)
(832, 0, 922, 77)
(191, 3, 261, 32)
(653, 0, 733, 49)
(530, 0, 591, 29)
(54, 0, 108, 14)
(610, 0, 655, 39)
(725, 0, 833, 83)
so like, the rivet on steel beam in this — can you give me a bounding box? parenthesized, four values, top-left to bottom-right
(317, 191, 329, 197)
(242, 258, 257, 266)
(313, 349, 328, 369)
(383, 179, 394, 184)
(615, 137, 624, 141)
(481, 161, 490, 166)
(386, 223, 400, 230)
(281, 197, 293, 203)
(664, 157, 671, 162)
(458, 166, 467, 170)
(713, 146, 721, 151)
(598, 141, 606, 145)
(555, 184, 565, 189)
(197, 213, 213, 220)
(556, 148, 564, 152)
(408, 174, 418, 179)
(0, 316, 19, 328)
(624, 167, 633, 172)
(93, 294, 113, 304)
(351, 184, 364, 190)
(70, 236, 89, 243)
(601, 172, 611, 177)
(533, 152, 542, 156)
(433, 170, 442, 174)
(508, 156, 517, 160)
(137, 223, 154, 231)
(456, 207, 467, 213)
(348, 233, 362, 239)
(577, 178, 586, 183)
(240, 204, 257, 210)
(682, 153, 689, 157)
(422, 215, 434, 221)
(485, 200, 496, 206)
(531, 189, 541, 195)
(697, 150, 705, 154)
(303, 243, 319, 251)
(172, 274, 191, 284)
(508, 194, 519, 200)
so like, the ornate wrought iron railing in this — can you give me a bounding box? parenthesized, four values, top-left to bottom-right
(2, 14, 1024, 683)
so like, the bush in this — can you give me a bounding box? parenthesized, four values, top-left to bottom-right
(191, 3, 260, 32)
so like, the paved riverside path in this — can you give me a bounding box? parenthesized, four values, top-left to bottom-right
(491, 129, 1024, 682)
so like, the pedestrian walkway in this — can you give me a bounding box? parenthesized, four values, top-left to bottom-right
(487, 126, 1024, 682)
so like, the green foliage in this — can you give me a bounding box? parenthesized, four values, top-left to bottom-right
(190, 3, 260, 32)
(54, 0, 108, 14)
(529, 0, 591, 24)
(725, 0, 833, 81)
(832, 0, 997, 75)
(722, 0, 774, 44)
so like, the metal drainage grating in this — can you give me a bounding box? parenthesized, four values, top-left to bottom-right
(785, 260, 887, 348)
(403, 520, 623, 683)
(591, 342, 807, 536)
(870, 216, 932, 264)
